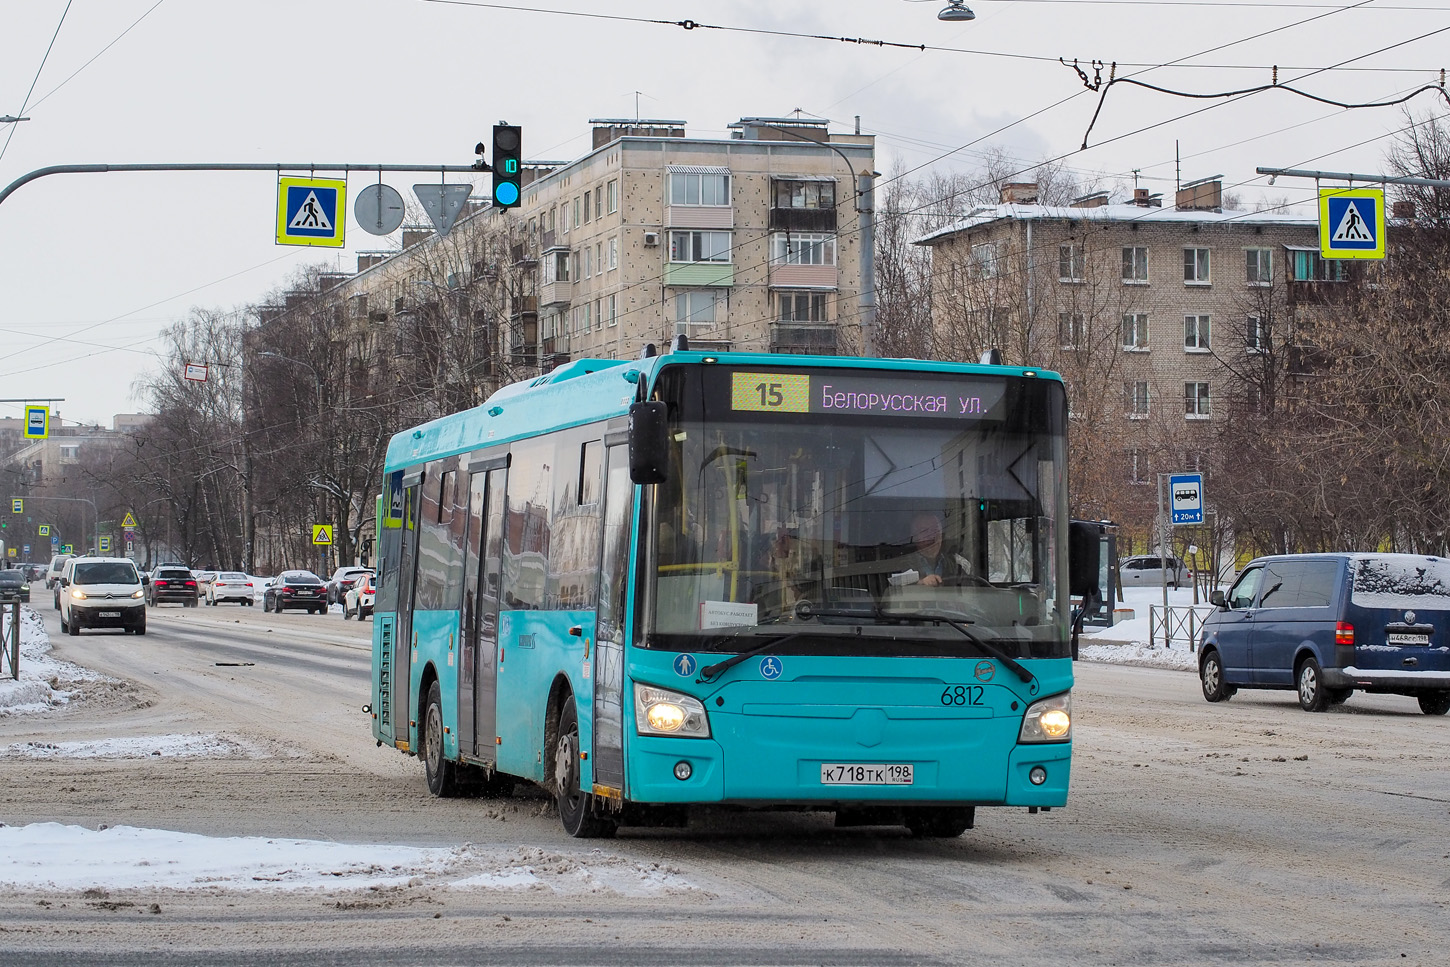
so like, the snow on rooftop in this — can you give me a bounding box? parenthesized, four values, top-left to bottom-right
(913, 201, 1318, 247)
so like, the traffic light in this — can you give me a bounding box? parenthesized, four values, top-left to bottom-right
(491, 124, 522, 209)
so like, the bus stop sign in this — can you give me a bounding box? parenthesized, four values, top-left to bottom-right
(1170, 473, 1204, 525)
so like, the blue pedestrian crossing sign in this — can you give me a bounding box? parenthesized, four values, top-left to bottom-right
(277, 177, 347, 248)
(1319, 187, 1384, 260)
(1170, 473, 1204, 525)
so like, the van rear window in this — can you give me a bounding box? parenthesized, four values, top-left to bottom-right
(1351, 556, 1450, 609)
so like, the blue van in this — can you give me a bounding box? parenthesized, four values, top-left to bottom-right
(1198, 553, 1450, 714)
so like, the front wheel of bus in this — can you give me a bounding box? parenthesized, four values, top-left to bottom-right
(422, 680, 461, 797)
(553, 701, 616, 839)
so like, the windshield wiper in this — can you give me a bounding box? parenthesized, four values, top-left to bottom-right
(696, 632, 808, 684)
(798, 604, 1034, 685)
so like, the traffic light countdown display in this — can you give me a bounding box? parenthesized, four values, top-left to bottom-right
(492, 125, 522, 209)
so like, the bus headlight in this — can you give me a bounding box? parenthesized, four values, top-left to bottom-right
(634, 684, 710, 738)
(1018, 692, 1072, 743)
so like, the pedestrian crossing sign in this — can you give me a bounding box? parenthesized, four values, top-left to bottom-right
(1319, 187, 1384, 260)
(277, 177, 347, 248)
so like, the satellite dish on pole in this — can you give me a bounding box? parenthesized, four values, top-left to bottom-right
(354, 184, 405, 236)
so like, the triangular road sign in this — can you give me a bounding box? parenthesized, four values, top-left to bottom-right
(122, 512, 137, 527)
(413, 184, 475, 237)
(288, 191, 334, 232)
(1331, 200, 1375, 244)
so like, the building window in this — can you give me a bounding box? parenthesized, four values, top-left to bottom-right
(1246, 314, 1267, 353)
(1122, 246, 1148, 284)
(607, 293, 617, 326)
(971, 242, 1001, 279)
(1058, 311, 1085, 348)
(573, 197, 582, 228)
(670, 171, 730, 206)
(582, 191, 591, 223)
(1122, 313, 1149, 350)
(779, 292, 828, 322)
(1185, 382, 1211, 418)
(1184, 314, 1211, 351)
(773, 180, 835, 209)
(581, 247, 592, 279)
(1059, 243, 1084, 282)
(608, 236, 618, 270)
(676, 288, 726, 326)
(1246, 248, 1272, 285)
(594, 190, 602, 221)
(595, 298, 603, 331)
(59, 445, 80, 460)
(670, 230, 731, 264)
(1125, 381, 1150, 417)
(607, 179, 618, 214)
(770, 233, 836, 266)
(1289, 248, 1346, 281)
(1183, 247, 1211, 284)
(547, 207, 556, 232)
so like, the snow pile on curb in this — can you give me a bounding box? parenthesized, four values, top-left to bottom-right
(0, 732, 258, 759)
(0, 823, 703, 895)
(0, 608, 112, 715)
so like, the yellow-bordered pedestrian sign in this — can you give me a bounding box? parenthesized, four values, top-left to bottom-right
(1319, 187, 1385, 260)
(10, 498, 20, 514)
(312, 524, 333, 545)
(122, 512, 137, 528)
(38, 524, 49, 536)
(24, 406, 48, 439)
(277, 177, 347, 248)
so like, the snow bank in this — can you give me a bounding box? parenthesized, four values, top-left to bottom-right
(0, 607, 113, 715)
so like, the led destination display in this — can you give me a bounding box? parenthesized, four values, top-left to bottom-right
(730, 371, 1007, 420)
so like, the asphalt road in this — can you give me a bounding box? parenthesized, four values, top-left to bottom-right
(0, 602, 1446, 965)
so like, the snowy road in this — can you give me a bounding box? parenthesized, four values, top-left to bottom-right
(0, 603, 1446, 965)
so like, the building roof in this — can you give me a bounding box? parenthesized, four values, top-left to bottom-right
(913, 202, 1318, 247)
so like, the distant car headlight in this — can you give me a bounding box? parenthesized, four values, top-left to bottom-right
(1019, 691, 1072, 743)
(70, 588, 87, 600)
(634, 684, 710, 738)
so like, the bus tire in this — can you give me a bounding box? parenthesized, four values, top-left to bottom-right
(422, 679, 462, 797)
(553, 700, 616, 838)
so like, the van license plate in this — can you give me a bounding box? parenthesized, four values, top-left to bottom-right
(821, 763, 913, 785)
(98, 611, 121, 618)
(1387, 632, 1430, 645)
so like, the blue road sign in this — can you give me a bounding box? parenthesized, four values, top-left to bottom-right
(1170, 473, 1204, 525)
(673, 654, 697, 677)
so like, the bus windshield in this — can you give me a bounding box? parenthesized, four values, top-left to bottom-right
(645, 366, 1070, 660)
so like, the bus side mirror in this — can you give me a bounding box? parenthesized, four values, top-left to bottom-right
(629, 400, 669, 485)
(1068, 521, 1101, 599)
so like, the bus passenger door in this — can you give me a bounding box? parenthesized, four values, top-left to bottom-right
(591, 443, 633, 793)
(392, 475, 423, 747)
(462, 462, 507, 760)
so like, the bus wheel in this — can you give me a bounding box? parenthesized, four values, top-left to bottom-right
(904, 806, 974, 838)
(553, 701, 616, 838)
(422, 680, 461, 797)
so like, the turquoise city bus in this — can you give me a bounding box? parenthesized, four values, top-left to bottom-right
(369, 342, 1096, 837)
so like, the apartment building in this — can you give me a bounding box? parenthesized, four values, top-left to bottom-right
(914, 179, 1329, 530)
(513, 116, 876, 364)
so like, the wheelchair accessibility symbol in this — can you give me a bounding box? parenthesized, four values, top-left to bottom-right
(759, 656, 784, 680)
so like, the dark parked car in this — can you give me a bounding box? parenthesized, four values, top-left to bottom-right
(263, 570, 327, 614)
(0, 569, 31, 604)
(146, 566, 199, 607)
(1199, 553, 1450, 714)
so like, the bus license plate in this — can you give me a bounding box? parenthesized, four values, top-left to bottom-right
(98, 611, 121, 618)
(1388, 632, 1430, 645)
(821, 763, 913, 785)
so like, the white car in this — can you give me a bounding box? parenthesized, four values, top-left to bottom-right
(1118, 554, 1189, 589)
(58, 556, 146, 635)
(343, 573, 375, 620)
(206, 571, 255, 606)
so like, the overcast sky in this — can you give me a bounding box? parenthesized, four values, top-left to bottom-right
(2, 0, 1443, 427)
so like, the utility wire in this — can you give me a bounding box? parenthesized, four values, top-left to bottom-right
(26, 0, 167, 113)
(0, 0, 73, 164)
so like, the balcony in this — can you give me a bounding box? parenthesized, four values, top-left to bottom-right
(769, 208, 837, 232)
(539, 280, 573, 309)
(510, 295, 538, 319)
(770, 324, 838, 356)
